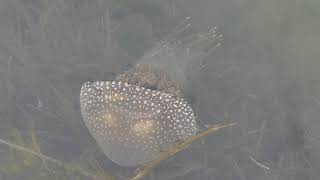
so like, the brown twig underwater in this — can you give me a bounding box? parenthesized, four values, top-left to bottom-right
(131, 122, 237, 180)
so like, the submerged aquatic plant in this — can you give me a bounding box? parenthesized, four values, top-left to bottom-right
(0, 128, 114, 180)
(0, 14, 231, 180)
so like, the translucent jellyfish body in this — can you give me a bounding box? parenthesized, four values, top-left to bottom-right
(80, 18, 221, 166)
(80, 81, 197, 166)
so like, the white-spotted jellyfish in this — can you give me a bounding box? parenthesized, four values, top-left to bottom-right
(80, 81, 197, 166)
(80, 19, 221, 166)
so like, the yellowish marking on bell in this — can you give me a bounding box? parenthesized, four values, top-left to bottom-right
(132, 120, 154, 136)
(102, 112, 116, 125)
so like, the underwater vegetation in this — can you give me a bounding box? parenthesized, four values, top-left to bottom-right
(0, 10, 229, 178)
(0, 128, 114, 180)
(0, 0, 226, 179)
(1, 0, 320, 180)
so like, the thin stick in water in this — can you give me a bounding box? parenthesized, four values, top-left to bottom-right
(131, 122, 237, 180)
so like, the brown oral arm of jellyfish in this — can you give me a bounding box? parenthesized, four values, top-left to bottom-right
(131, 122, 237, 180)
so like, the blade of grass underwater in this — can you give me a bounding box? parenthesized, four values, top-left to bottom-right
(11, 128, 35, 167)
(0, 136, 115, 179)
(131, 122, 237, 180)
(0, 137, 63, 166)
(30, 131, 50, 170)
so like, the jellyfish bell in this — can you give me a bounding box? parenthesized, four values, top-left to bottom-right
(80, 81, 197, 166)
